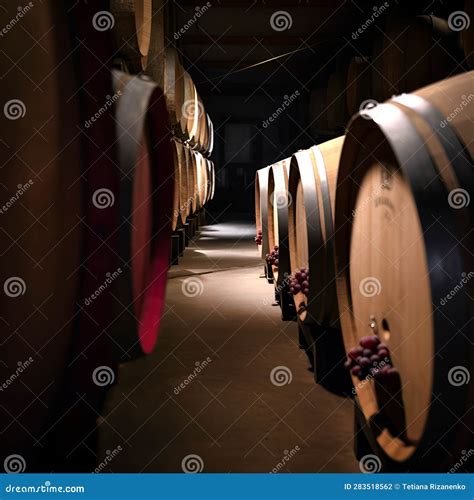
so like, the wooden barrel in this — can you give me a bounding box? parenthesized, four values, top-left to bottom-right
(205, 114, 215, 157)
(180, 72, 201, 145)
(462, 1, 474, 69)
(171, 139, 186, 227)
(371, 15, 460, 102)
(189, 91, 205, 150)
(0, 1, 85, 469)
(346, 56, 373, 116)
(335, 71, 474, 470)
(255, 167, 271, 259)
(326, 71, 348, 131)
(207, 159, 216, 202)
(176, 140, 191, 221)
(287, 136, 345, 327)
(197, 101, 209, 153)
(111, 0, 152, 71)
(184, 145, 196, 214)
(164, 48, 185, 137)
(194, 151, 208, 209)
(267, 159, 292, 286)
(112, 70, 174, 360)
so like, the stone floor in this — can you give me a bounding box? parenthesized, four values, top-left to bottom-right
(98, 217, 358, 473)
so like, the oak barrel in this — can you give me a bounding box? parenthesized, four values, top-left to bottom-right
(288, 136, 345, 327)
(171, 139, 186, 227)
(111, 0, 152, 71)
(0, 1, 84, 469)
(267, 159, 292, 286)
(335, 71, 474, 470)
(255, 167, 271, 259)
(164, 48, 185, 137)
(371, 15, 460, 102)
(112, 70, 174, 360)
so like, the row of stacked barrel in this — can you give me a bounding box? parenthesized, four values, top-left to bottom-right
(162, 49, 216, 234)
(0, 1, 215, 471)
(255, 68, 473, 472)
(111, 0, 215, 234)
(310, 9, 474, 134)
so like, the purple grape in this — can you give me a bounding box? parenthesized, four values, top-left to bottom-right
(359, 357, 370, 368)
(362, 348, 372, 358)
(348, 347, 363, 361)
(377, 348, 389, 359)
(351, 365, 361, 376)
(360, 335, 379, 350)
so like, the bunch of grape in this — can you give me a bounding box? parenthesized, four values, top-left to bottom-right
(255, 230, 262, 246)
(344, 335, 396, 380)
(289, 267, 309, 295)
(265, 245, 279, 268)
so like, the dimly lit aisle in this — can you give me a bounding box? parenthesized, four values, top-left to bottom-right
(98, 219, 358, 473)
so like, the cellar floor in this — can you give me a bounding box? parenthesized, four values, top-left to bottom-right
(98, 216, 359, 472)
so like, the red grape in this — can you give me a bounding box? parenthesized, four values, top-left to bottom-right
(348, 347, 363, 360)
(360, 335, 379, 350)
(359, 357, 370, 368)
(351, 365, 361, 376)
